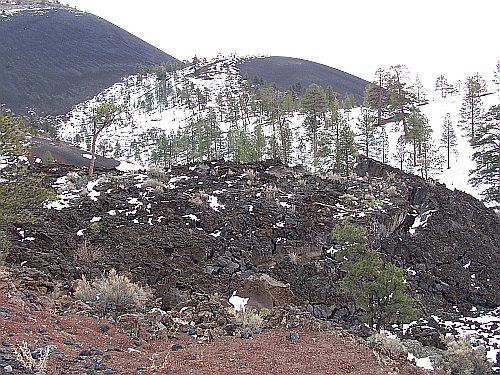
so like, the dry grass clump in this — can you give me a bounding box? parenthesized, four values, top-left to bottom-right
(13, 341, 53, 373)
(72, 241, 102, 262)
(366, 332, 407, 360)
(74, 269, 152, 317)
(227, 307, 264, 330)
(243, 168, 258, 180)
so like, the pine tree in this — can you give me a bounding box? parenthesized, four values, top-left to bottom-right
(363, 68, 392, 126)
(416, 135, 443, 180)
(440, 113, 458, 169)
(0, 112, 55, 227)
(405, 109, 431, 167)
(85, 102, 124, 179)
(435, 75, 455, 98)
(333, 219, 419, 329)
(336, 121, 358, 174)
(388, 64, 416, 134)
(374, 126, 389, 163)
(301, 83, 328, 161)
(469, 104, 500, 205)
(459, 73, 487, 141)
(356, 108, 376, 158)
(393, 135, 409, 171)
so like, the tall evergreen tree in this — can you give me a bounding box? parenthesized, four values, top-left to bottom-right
(387, 64, 416, 134)
(301, 84, 328, 161)
(469, 104, 500, 205)
(459, 73, 487, 141)
(336, 121, 358, 174)
(356, 108, 376, 158)
(363, 68, 392, 126)
(87, 102, 124, 179)
(374, 126, 389, 164)
(440, 113, 458, 169)
(405, 109, 431, 167)
(393, 135, 409, 171)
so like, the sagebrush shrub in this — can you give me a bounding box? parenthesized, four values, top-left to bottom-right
(74, 269, 152, 317)
(438, 335, 492, 375)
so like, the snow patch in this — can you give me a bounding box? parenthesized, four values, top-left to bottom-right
(407, 353, 434, 370)
(229, 291, 248, 312)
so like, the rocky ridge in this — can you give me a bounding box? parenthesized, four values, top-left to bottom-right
(3, 157, 500, 358)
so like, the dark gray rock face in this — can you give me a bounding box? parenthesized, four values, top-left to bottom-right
(6, 157, 500, 326)
(356, 157, 500, 314)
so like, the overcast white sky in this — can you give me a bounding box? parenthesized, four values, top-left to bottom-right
(63, 0, 498, 92)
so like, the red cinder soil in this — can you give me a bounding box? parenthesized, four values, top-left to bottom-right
(0, 269, 430, 375)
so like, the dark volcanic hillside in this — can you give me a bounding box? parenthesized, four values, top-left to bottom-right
(0, 7, 180, 115)
(6, 157, 500, 327)
(237, 56, 369, 103)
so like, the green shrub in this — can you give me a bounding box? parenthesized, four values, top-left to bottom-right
(90, 221, 101, 235)
(74, 269, 152, 317)
(334, 218, 419, 329)
(42, 150, 54, 165)
(0, 237, 11, 266)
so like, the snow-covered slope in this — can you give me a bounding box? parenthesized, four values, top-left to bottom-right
(57, 55, 498, 204)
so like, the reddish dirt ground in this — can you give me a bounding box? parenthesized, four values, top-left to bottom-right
(0, 268, 430, 375)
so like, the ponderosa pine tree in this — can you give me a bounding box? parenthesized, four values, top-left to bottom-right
(459, 73, 487, 141)
(387, 64, 417, 134)
(393, 134, 409, 171)
(85, 102, 124, 179)
(336, 121, 358, 174)
(405, 109, 431, 167)
(435, 75, 456, 98)
(301, 83, 328, 161)
(363, 68, 392, 126)
(0, 111, 55, 257)
(469, 104, 500, 205)
(333, 219, 419, 329)
(440, 113, 458, 169)
(356, 108, 376, 158)
(374, 126, 389, 164)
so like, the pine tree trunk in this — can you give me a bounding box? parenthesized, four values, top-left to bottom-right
(89, 134, 97, 180)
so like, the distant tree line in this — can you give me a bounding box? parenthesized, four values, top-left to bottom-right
(67, 56, 500, 206)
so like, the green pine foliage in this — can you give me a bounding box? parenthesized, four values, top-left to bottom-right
(0, 112, 55, 261)
(301, 83, 328, 161)
(0, 111, 26, 158)
(0, 113, 55, 226)
(440, 113, 458, 169)
(469, 104, 500, 205)
(356, 107, 377, 158)
(459, 74, 487, 141)
(333, 219, 419, 329)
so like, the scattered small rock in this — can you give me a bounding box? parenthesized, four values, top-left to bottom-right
(0, 307, 10, 319)
(100, 325, 110, 333)
(288, 331, 299, 342)
(241, 327, 251, 339)
(171, 344, 183, 351)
